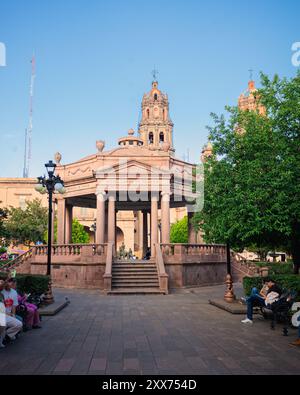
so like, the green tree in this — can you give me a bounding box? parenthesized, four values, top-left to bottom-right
(6, 199, 48, 246)
(71, 218, 89, 243)
(0, 206, 9, 245)
(170, 216, 188, 243)
(193, 72, 300, 274)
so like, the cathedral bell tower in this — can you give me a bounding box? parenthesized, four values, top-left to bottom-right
(138, 78, 174, 152)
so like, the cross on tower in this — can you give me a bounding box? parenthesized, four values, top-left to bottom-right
(248, 68, 254, 81)
(152, 67, 159, 81)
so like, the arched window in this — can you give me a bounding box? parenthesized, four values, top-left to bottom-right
(148, 132, 154, 144)
(146, 109, 150, 119)
(154, 93, 158, 101)
(159, 132, 164, 143)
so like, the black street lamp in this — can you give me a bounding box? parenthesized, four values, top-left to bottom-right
(35, 160, 65, 304)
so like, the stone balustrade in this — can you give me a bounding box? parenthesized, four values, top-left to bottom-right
(160, 243, 227, 262)
(15, 243, 109, 289)
(33, 244, 106, 257)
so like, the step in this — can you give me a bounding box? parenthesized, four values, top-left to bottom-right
(112, 281, 159, 286)
(112, 279, 159, 283)
(112, 270, 157, 274)
(112, 274, 158, 279)
(112, 269, 157, 274)
(114, 259, 155, 264)
(108, 288, 165, 295)
(112, 263, 156, 269)
(111, 283, 159, 287)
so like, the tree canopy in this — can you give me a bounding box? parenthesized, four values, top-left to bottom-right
(193, 71, 300, 273)
(5, 199, 48, 246)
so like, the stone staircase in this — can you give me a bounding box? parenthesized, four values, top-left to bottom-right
(231, 252, 261, 282)
(108, 259, 164, 295)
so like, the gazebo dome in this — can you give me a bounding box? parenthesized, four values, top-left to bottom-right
(118, 129, 144, 147)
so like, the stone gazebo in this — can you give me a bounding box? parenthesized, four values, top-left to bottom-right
(15, 80, 228, 293)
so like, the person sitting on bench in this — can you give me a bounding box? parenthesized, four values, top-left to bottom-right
(0, 279, 23, 342)
(241, 278, 282, 325)
(240, 278, 269, 304)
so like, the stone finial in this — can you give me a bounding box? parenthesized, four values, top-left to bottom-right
(128, 128, 135, 136)
(54, 152, 62, 164)
(96, 140, 105, 152)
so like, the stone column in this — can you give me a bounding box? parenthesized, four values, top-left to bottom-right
(143, 211, 148, 256)
(108, 195, 116, 244)
(138, 211, 144, 256)
(65, 205, 73, 244)
(57, 198, 66, 244)
(161, 192, 170, 244)
(188, 211, 197, 244)
(151, 196, 158, 256)
(96, 191, 106, 244)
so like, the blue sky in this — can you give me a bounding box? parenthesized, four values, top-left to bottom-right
(0, 0, 299, 177)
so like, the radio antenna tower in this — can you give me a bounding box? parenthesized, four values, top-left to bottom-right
(23, 55, 36, 178)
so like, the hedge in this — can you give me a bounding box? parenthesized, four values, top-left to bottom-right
(252, 262, 293, 275)
(0, 272, 50, 295)
(243, 275, 300, 301)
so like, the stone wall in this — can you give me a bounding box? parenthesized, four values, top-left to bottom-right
(29, 262, 106, 289)
(165, 261, 227, 288)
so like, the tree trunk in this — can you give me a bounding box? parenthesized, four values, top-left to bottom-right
(291, 221, 300, 274)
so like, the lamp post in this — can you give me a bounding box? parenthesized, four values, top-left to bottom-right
(224, 242, 236, 303)
(35, 160, 65, 304)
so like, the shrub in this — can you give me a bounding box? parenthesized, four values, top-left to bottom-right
(243, 275, 300, 301)
(0, 272, 50, 295)
(170, 216, 188, 243)
(72, 218, 90, 243)
(252, 262, 293, 274)
(0, 260, 10, 268)
(268, 263, 294, 275)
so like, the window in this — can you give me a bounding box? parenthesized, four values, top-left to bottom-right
(148, 132, 154, 144)
(154, 93, 158, 101)
(146, 109, 150, 119)
(159, 132, 164, 143)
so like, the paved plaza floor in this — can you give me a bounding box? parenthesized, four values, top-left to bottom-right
(0, 284, 299, 375)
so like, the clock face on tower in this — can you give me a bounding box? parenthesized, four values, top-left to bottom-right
(154, 107, 159, 118)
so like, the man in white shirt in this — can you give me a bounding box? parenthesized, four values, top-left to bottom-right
(0, 279, 22, 341)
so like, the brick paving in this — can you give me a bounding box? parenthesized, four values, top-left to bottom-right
(0, 284, 299, 375)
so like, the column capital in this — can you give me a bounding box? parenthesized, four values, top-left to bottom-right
(150, 194, 159, 202)
(96, 187, 107, 200)
(108, 194, 116, 202)
(161, 191, 171, 201)
(56, 195, 65, 201)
